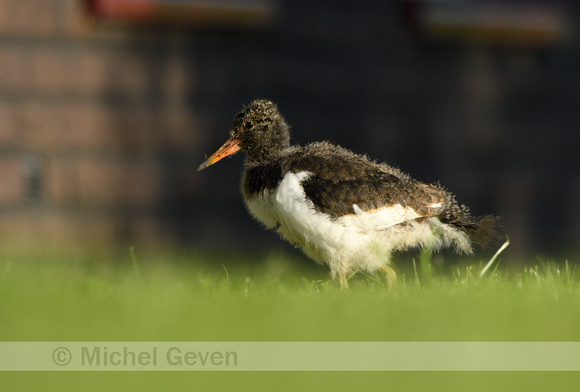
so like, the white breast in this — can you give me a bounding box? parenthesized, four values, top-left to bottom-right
(245, 172, 339, 261)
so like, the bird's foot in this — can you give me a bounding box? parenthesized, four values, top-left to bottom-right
(338, 275, 349, 290)
(379, 265, 397, 289)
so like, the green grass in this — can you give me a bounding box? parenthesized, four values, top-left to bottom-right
(1, 246, 580, 391)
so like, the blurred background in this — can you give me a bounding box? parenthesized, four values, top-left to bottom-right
(0, 0, 578, 262)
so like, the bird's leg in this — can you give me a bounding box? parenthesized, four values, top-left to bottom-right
(335, 261, 351, 289)
(338, 274, 349, 289)
(379, 265, 397, 289)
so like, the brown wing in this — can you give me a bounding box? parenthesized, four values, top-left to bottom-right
(296, 159, 447, 219)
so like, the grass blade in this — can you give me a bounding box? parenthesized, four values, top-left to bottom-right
(480, 237, 510, 277)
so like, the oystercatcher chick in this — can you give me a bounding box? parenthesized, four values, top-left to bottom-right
(198, 99, 499, 288)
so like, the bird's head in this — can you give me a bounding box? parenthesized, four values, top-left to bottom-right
(198, 99, 290, 171)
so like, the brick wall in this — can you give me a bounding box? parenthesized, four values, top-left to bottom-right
(0, 0, 579, 257)
(0, 0, 205, 249)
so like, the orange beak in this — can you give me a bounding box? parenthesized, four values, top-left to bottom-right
(197, 138, 242, 171)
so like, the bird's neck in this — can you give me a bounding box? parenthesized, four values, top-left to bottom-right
(245, 122, 291, 166)
(245, 145, 285, 167)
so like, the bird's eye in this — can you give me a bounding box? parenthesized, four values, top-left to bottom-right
(244, 122, 254, 130)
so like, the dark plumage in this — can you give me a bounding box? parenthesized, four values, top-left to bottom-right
(198, 99, 500, 287)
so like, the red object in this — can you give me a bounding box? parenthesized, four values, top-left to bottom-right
(87, 0, 156, 22)
(85, 0, 277, 27)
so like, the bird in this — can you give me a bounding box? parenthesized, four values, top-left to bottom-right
(198, 99, 500, 288)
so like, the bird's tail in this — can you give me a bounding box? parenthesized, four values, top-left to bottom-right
(438, 197, 502, 249)
(454, 214, 502, 249)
